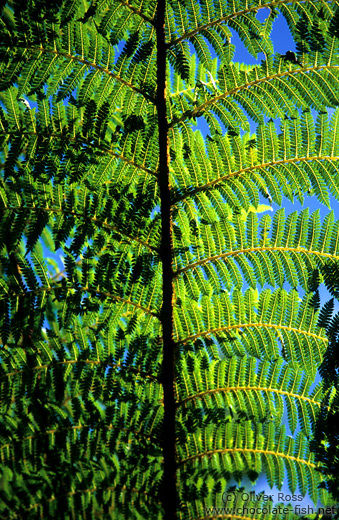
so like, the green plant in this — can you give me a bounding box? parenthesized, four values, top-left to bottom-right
(309, 262, 339, 507)
(1, 0, 339, 518)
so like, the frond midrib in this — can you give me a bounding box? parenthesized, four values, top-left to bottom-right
(0, 359, 161, 382)
(166, 0, 334, 48)
(5, 44, 156, 103)
(0, 285, 160, 317)
(176, 385, 322, 409)
(172, 155, 339, 205)
(169, 65, 339, 129)
(0, 130, 158, 178)
(178, 447, 316, 469)
(0, 424, 162, 453)
(174, 246, 339, 276)
(1, 205, 159, 253)
(178, 323, 327, 345)
(107, 0, 156, 26)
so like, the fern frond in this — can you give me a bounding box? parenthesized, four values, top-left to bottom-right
(1, 0, 339, 517)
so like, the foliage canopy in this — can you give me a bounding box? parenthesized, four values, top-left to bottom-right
(1, 0, 339, 518)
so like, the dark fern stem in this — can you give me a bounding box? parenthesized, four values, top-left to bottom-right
(156, 0, 177, 518)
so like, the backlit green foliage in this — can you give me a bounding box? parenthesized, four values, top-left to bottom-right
(0, 0, 339, 518)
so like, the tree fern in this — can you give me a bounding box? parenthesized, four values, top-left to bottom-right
(1, 0, 339, 518)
